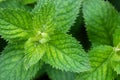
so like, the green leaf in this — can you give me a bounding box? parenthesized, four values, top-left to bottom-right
(112, 28, 120, 61)
(113, 27, 120, 47)
(0, 9, 32, 42)
(0, 45, 42, 80)
(33, 0, 82, 33)
(83, 0, 120, 46)
(54, 0, 82, 33)
(32, 0, 55, 34)
(112, 61, 120, 74)
(47, 67, 75, 80)
(109, 28, 120, 74)
(0, 0, 25, 9)
(43, 33, 90, 72)
(21, 0, 37, 4)
(24, 38, 46, 69)
(76, 45, 115, 80)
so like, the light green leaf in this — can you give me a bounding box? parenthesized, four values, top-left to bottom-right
(112, 28, 120, 61)
(112, 61, 120, 74)
(0, 45, 42, 80)
(0, 9, 32, 42)
(24, 38, 46, 69)
(47, 67, 75, 80)
(32, 0, 55, 34)
(33, 0, 82, 33)
(0, 0, 4, 2)
(76, 45, 115, 80)
(20, 0, 37, 4)
(43, 33, 90, 72)
(54, 0, 82, 33)
(83, 0, 120, 46)
(109, 28, 120, 74)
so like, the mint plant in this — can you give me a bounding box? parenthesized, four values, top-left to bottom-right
(76, 0, 120, 80)
(0, 0, 120, 80)
(0, 0, 90, 80)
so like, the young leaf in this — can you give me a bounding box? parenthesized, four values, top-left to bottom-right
(0, 9, 32, 42)
(33, 0, 83, 33)
(47, 68, 75, 80)
(76, 45, 115, 80)
(111, 28, 120, 74)
(24, 38, 46, 69)
(83, 0, 120, 46)
(32, 0, 56, 33)
(43, 33, 90, 72)
(0, 45, 42, 80)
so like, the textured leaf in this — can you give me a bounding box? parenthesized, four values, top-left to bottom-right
(0, 45, 42, 80)
(109, 28, 120, 74)
(24, 38, 46, 69)
(0, 9, 32, 42)
(76, 45, 115, 80)
(113, 28, 120, 47)
(83, 0, 120, 46)
(33, 0, 82, 33)
(0, 0, 25, 9)
(47, 68, 75, 80)
(32, 0, 55, 34)
(54, 0, 82, 33)
(43, 33, 90, 72)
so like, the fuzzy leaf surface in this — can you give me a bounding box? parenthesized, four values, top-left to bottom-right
(33, 0, 82, 33)
(32, 0, 55, 34)
(43, 33, 90, 72)
(0, 45, 42, 80)
(112, 28, 120, 74)
(113, 28, 120, 47)
(76, 45, 115, 80)
(47, 68, 75, 80)
(24, 38, 46, 69)
(0, 9, 32, 42)
(83, 0, 120, 46)
(0, 0, 25, 9)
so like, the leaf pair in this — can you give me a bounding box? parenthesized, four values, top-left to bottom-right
(0, 0, 90, 80)
(76, 0, 120, 80)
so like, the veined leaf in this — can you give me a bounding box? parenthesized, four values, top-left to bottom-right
(32, 0, 55, 34)
(47, 67, 75, 80)
(0, 0, 25, 9)
(112, 28, 120, 61)
(113, 28, 120, 47)
(33, 0, 82, 33)
(111, 28, 120, 74)
(83, 0, 120, 46)
(0, 45, 42, 80)
(54, 0, 82, 33)
(24, 38, 46, 69)
(76, 45, 115, 80)
(0, 9, 33, 42)
(43, 33, 90, 72)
